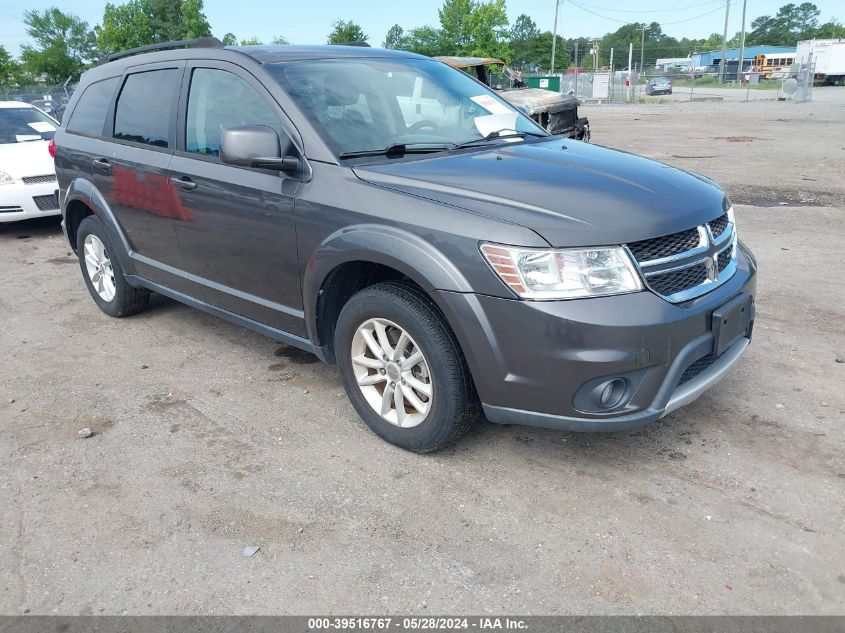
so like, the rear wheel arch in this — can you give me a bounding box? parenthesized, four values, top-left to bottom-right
(64, 179, 135, 276)
(65, 199, 94, 252)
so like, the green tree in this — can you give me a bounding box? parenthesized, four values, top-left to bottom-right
(814, 19, 843, 38)
(463, 0, 509, 59)
(220, 32, 237, 46)
(384, 24, 404, 49)
(271, 35, 290, 45)
(0, 45, 22, 87)
(509, 14, 540, 69)
(96, 0, 212, 55)
(240, 37, 263, 45)
(20, 8, 97, 83)
(747, 2, 823, 45)
(180, 0, 212, 39)
(399, 26, 445, 57)
(98, 1, 155, 53)
(437, 0, 510, 59)
(438, 0, 474, 54)
(328, 20, 368, 44)
(532, 31, 569, 72)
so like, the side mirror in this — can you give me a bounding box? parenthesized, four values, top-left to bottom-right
(220, 125, 299, 174)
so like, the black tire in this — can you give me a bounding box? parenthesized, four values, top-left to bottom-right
(76, 215, 149, 317)
(335, 281, 480, 453)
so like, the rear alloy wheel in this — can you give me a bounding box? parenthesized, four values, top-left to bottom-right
(335, 281, 480, 452)
(76, 215, 149, 317)
(83, 234, 116, 302)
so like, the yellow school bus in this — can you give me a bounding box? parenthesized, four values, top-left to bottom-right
(753, 53, 796, 78)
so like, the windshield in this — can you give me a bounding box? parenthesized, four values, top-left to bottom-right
(267, 58, 547, 158)
(0, 107, 57, 144)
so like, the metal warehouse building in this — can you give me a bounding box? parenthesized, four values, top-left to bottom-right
(691, 45, 796, 68)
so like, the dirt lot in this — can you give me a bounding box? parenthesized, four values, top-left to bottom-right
(2, 94, 844, 615)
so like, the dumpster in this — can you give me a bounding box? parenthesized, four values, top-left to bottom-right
(526, 75, 561, 92)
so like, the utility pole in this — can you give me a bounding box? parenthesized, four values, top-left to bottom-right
(627, 42, 633, 102)
(640, 26, 647, 83)
(718, 0, 731, 83)
(736, 0, 747, 84)
(574, 42, 579, 96)
(551, 0, 561, 73)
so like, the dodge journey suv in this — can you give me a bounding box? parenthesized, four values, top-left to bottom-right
(53, 39, 757, 452)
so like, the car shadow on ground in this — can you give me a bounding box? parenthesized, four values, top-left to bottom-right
(0, 215, 63, 241)
(133, 291, 709, 464)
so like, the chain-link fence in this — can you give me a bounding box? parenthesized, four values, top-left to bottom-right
(0, 82, 77, 120)
(519, 61, 817, 105)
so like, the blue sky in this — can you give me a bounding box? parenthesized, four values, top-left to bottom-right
(1, 0, 842, 54)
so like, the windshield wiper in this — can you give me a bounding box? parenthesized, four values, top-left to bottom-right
(452, 129, 547, 150)
(338, 143, 452, 160)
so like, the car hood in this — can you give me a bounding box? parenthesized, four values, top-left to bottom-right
(352, 139, 727, 247)
(0, 140, 55, 179)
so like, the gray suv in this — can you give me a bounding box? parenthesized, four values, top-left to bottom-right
(53, 39, 757, 452)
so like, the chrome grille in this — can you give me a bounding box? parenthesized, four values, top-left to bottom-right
(0, 206, 24, 214)
(708, 213, 730, 239)
(627, 210, 738, 303)
(33, 194, 59, 210)
(648, 263, 709, 296)
(628, 227, 700, 262)
(22, 174, 57, 185)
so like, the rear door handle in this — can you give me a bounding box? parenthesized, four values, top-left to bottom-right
(93, 158, 111, 173)
(170, 176, 197, 191)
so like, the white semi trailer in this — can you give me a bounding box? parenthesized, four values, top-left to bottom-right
(797, 39, 845, 85)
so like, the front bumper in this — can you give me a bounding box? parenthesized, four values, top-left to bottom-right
(434, 242, 757, 431)
(0, 181, 60, 223)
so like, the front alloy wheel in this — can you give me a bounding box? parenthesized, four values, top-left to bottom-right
(350, 318, 433, 428)
(334, 281, 480, 452)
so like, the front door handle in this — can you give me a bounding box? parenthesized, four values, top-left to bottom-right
(93, 158, 111, 173)
(170, 176, 197, 191)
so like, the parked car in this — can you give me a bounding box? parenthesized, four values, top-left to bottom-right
(0, 101, 60, 223)
(54, 41, 756, 452)
(435, 56, 590, 141)
(646, 76, 673, 95)
(30, 99, 66, 121)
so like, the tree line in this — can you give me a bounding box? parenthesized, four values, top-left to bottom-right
(0, 0, 841, 88)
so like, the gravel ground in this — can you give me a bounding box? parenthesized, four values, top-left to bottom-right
(1, 94, 844, 616)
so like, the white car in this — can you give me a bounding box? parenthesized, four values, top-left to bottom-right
(0, 101, 60, 223)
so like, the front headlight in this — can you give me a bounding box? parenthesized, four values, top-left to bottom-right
(480, 243, 643, 300)
(0, 171, 14, 185)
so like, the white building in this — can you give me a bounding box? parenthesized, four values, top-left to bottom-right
(654, 57, 691, 71)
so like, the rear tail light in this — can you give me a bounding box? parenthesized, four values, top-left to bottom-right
(48, 137, 56, 159)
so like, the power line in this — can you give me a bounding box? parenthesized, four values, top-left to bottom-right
(573, 0, 722, 14)
(567, 0, 726, 26)
(662, 5, 726, 24)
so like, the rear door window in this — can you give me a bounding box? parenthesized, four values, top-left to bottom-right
(114, 69, 181, 148)
(66, 77, 119, 137)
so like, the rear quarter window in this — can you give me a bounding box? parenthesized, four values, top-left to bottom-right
(66, 77, 120, 137)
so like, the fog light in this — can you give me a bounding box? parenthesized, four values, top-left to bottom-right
(600, 382, 614, 405)
(594, 378, 626, 410)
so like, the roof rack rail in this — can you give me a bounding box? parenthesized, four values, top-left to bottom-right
(97, 37, 224, 65)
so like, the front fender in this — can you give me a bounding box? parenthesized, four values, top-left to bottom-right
(302, 224, 474, 341)
(65, 177, 136, 277)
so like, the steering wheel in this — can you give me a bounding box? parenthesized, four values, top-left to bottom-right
(409, 120, 438, 131)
